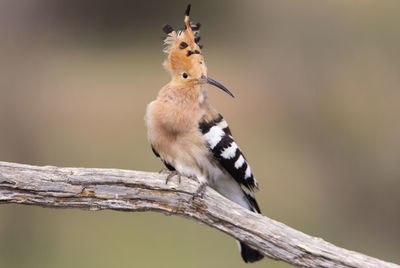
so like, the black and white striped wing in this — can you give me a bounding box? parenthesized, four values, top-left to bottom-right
(199, 114, 259, 192)
(200, 115, 263, 262)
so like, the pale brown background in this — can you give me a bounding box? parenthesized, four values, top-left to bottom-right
(1, 1, 399, 267)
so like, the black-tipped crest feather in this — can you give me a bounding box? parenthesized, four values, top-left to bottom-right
(185, 4, 191, 16)
(162, 24, 173, 34)
(191, 22, 201, 30)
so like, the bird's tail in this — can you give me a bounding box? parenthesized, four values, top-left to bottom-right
(238, 193, 264, 263)
(238, 241, 264, 263)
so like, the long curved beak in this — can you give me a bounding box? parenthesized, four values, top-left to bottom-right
(201, 75, 234, 98)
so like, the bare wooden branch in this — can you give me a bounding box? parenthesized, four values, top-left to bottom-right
(0, 161, 398, 268)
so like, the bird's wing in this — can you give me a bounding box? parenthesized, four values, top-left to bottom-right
(199, 114, 260, 211)
(151, 145, 176, 171)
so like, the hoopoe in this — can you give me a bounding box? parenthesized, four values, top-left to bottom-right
(145, 5, 264, 263)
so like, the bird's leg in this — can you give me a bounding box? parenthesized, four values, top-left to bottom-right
(191, 182, 208, 200)
(160, 170, 182, 184)
(158, 168, 170, 174)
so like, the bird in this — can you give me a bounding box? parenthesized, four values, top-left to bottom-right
(145, 4, 264, 263)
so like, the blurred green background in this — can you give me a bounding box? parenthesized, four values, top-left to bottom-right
(1, 0, 399, 267)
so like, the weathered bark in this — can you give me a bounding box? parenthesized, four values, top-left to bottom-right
(0, 161, 398, 268)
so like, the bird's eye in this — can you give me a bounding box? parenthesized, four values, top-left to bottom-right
(182, 73, 188, 79)
(179, 42, 188, 49)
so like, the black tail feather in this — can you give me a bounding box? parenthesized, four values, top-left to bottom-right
(239, 242, 264, 263)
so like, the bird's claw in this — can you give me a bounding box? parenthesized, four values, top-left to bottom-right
(163, 170, 181, 184)
(191, 182, 208, 201)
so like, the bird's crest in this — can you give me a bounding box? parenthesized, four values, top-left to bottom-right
(160, 4, 234, 98)
(162, 4, 205, 77)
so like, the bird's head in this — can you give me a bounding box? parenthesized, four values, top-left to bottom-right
(162, 4, 234, 98)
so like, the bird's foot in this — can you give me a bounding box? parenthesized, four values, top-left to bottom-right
(186, 175, 198, 182)
(191, 182, 208, 201)
(160, 170, 182, 184)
